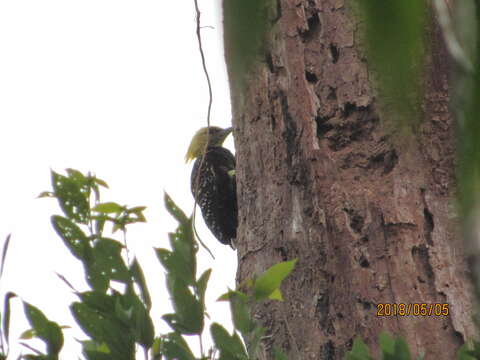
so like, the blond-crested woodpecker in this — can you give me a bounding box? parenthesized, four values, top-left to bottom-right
(185, 126, 237, 247)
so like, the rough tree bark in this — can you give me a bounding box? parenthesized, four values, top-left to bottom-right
(229, 0, 477, 359)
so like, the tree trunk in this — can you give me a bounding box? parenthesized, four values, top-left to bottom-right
(230, 0, 477, 358)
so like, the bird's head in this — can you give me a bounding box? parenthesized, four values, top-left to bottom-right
(185, 126, 233, 162)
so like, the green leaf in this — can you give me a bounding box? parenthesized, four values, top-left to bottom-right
(160, 195, 196, 286)
(84, 238, 129, 292)
(71, 302, 134, 360)
(92, 202, 125, 214)
(210, 323, 248, 360)
(161, 314, 183, 333)
(93, 214, 107, 236)
(51, 215, 90, 260)
(94, 238, 129, 282)
(164, 192, 189, 224)
(3, 292, 16, 346)
(217, 290, 249, 302)
(78, 291, 116, 314)
(162, 274, 203, 335)
(37, 191, 54, 198)
(196, 268, 211, 307)
(134, 307, 155, 350)
(51, 170, 90, 224)
(229, 291, 255, 334)
(93, 177, 109, 189)
(152, 337, 162, 357)
(66, 168, 88, 186)
(458, 343, 478, 360)
(81, 340, 112, 360)
(161, 333, 195, 360)
(20, 329, 36, 340)
(254, 259, 297, 301)
(156, 246, 195, 287)
(23, 301, 64, 356)
(268, 288, 283, 301)
(130, 258, 152, 310)
(393, 337, 411, 360)
(345, 338, 372, 360)
(273, 348, 288, 360)
(223, 0, 273, 92)
(379, 332, 396, 356)
(128, 206, 147, 222)
(114, 297, 133, 326)
(21, 355, 47, 360)
(378, 333, 412, 360)
(246, 325, 265, 358)
(358, 0, 426, 127)
(457, 0, 480, 223)
(123, 287, 154, 349)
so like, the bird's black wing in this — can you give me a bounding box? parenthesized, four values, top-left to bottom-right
(191, 147, 237, 245)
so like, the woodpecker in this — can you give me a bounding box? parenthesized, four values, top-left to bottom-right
(185, 126, 237, 247)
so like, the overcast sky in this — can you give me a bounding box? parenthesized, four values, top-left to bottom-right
(0, 0, 237, 358)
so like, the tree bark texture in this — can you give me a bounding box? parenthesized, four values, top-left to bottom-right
(230, 0, 476, 359)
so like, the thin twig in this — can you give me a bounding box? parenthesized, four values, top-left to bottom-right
(123, 229, 131, 266)
(199, 334, 205, 358)
(191, 0, 216, 259)
(193, 210, 216, 259)
(193, 0, 213, 123)
(0, 234, 11, 280)
(56, 272, 79, 293)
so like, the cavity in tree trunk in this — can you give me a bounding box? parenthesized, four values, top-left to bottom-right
(228, 1, 476, 358)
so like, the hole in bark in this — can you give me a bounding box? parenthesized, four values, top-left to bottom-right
(357, 298, 371, 310)
(280, 92, 297, 158)
(423, 207, 434, 246)
(320, 340, 335, 360)
(344, 207, 364, 233)
(275, 246, 288, 261)
(315, 115, 333, 137)
(346, 338, 354, 351)
(327, 105, 378, 151)
(369, 149, 398, 175)
(330, 43, 339, 63)
(271, 115, 276, 130)
(412, 245, 434, 281)
(273, 0, 282, 24)
(304, 205, 313, 217)
(342, 102, 357, 118)
(359, 255, 370, 268)
(453, 331, 464, 345)
(383, 149, 398, 174)
(316, 294, 329, 316)
(337, 312, 344, 319)
(326, 321, 335, 335)
(351, 214, 364, 233)
(301, 12, 321, 42)
(265, 52, 275, 73)
(305, 70, 318, 83)
(327, 86, 337, 100)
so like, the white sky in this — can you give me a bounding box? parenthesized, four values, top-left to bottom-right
(0, 0, 237, 358)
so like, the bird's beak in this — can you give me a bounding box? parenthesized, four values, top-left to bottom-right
(223, 127, 233, 140)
